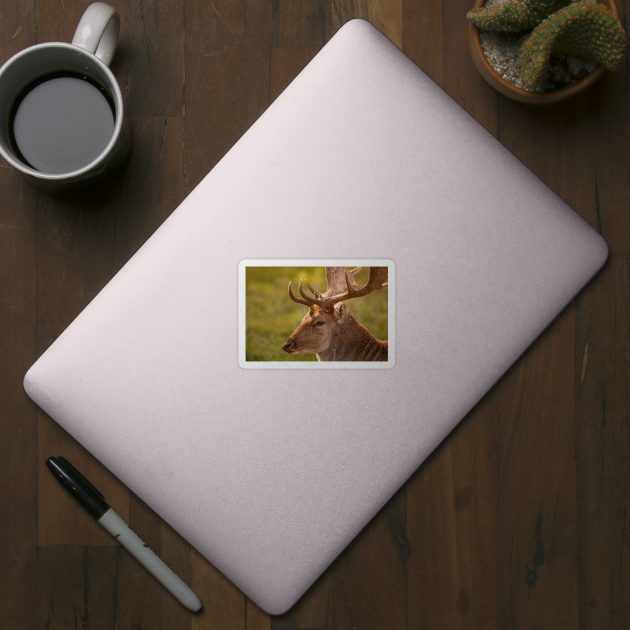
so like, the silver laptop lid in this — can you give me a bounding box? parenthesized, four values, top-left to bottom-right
(24, 19, 607, 614)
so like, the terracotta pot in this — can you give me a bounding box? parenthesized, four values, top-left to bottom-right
(468, 0, 619, 103)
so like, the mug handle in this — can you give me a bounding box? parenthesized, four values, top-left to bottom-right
(71, 2, 120, 67)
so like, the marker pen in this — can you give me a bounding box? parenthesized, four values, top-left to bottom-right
(46, 456, 202, 613)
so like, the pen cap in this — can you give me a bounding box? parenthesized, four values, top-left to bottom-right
(46, 456, 110, 519)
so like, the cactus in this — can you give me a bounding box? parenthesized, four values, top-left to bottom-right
(467, 0, 568, 33)
(516, 1, 627, 85)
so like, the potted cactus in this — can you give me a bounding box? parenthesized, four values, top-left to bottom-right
(467, 0, 627, 103)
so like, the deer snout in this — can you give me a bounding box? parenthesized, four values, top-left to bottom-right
(282, 338, 294, 353)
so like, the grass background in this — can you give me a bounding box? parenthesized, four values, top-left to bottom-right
(245, 266, 388, 361)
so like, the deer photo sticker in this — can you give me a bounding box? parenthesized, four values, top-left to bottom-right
(238, 260, 395, 369)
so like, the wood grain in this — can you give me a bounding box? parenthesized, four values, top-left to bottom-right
(0, 155, 38, 630)
(271, 0, 332, 46)
(125, 0, 184, 117)
(0, 5, 39, 629)
(497, 304, 578, 629)
(36, 545, 119, 630)
(576, 256, 630, 629)
(583, 72, 630, 254)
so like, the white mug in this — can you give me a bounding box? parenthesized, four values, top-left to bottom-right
(0, 2, 132, 197)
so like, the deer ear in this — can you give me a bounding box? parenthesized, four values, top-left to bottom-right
(333, 302, 346, 323)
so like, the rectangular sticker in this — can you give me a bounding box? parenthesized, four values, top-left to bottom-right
(238, 260, 395, 369)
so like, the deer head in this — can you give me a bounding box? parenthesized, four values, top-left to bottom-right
(281, 267, 388, 358)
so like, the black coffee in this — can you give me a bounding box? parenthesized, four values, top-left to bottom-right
(10, 73, 115, 174)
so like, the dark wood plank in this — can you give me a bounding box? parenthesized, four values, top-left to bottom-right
(576, 256, 630, 629)
(582, 72, 630, 254)
(402, 0, 444, 88)
(0, 141, 38, 630)
(0, 4, 39, 629)
(126, 0, 184, 117)
(331, 0, 402, 48)
(0, 0, 36, 53)
(184, 0, 272, 192)
(330, 486, 408, 630)
(497, 305, 578, 628)
(36, 545, 118, 630)
(407, 394, 499, 629)
(576, 0, 629, 253)
(272, 0, 331, 46)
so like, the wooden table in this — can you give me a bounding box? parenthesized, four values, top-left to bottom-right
(1, 1, 628, 628)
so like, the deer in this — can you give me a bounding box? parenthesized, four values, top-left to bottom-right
(281, 266, 388, 361)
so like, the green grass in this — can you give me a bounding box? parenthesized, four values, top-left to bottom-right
(245, 266, 388, 361)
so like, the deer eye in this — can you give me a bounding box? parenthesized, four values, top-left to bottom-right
(315, 321, 325, 327)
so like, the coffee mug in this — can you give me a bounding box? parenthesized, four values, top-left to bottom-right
(0, 2, 132, 197)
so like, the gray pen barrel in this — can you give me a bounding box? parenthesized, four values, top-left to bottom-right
(98, 508, 202, 612)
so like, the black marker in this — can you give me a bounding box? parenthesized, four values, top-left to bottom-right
(46, 456, 202, 612)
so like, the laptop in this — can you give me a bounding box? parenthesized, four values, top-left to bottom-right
(23, 19, 608, 614)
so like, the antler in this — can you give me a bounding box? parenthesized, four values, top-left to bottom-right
(287, 279, 314, 307)
(288, 267, 388, 310)
(342, 266, 388, 300)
